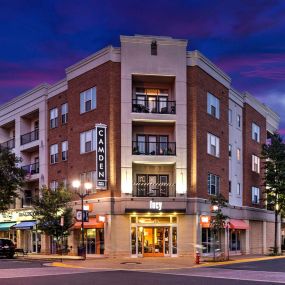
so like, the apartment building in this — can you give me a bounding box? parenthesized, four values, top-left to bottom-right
(0, 86, 48, 252)
(0, 35, 280, 257)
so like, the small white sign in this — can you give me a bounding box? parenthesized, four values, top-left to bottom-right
(149, 201, 162, 211)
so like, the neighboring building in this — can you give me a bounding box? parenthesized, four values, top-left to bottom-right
(0, 35, 280, 257)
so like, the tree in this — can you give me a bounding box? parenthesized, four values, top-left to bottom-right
(210, 193, 228, 261)
(0, 148, 25, 212)
(33, 186, 74, 252)
(262, 132, 285, 255)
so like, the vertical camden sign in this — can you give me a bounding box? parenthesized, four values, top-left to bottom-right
(96, 124, 107, 189)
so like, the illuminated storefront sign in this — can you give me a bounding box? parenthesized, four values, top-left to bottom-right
(0, 209, 35, 223)
(96, 124, 107, 189)
(149, 201, 162, 211)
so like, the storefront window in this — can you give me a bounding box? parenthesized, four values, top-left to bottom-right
(229, 229, 241, 251)
(172, 216, 177, 223)
(172, 227, 177, 254)
(131, 227, 136, 255)
(138, 217, 170, 224)
(131, 217, 136, 223)
(202, 228, 213, 254)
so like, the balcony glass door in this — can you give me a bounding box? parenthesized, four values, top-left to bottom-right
(148, 136, 157, 155)
(137, 135, 146, 154)
(159, 136, 168, 155)
(159, 175, 169, 197)
(137, 175, 147, 196)
(148, 175, 158, 196)
(148, 96, 157, 113)
(158, 96, 167, 113)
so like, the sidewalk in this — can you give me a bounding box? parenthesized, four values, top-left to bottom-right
(36, 254, 285, 271)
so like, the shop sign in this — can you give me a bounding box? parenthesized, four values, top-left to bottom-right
(96, 124, 107, 189)
(149, 201, 162, 211)
(0, 209, 35, 223)
(76, 210, 89, 222)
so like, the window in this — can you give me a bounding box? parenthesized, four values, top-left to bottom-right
(207, 93, 220, 119)
(80, 87, 96, 113)
(228, 109, 232, 124)
(252, 155, 260, 173)
(61, 103, 68, 124)
(207, 133, 220, 157)
(80, 171, 96, 193)
(50, 108, 58, 128)
(237, 183, 241, 195)
(80, 129, 96, 154)
(252, 187, 260, 204)
(50, 180, 58, 191)
(50, 144, 58, 164)
(237, 148, 241, 161)
(229, 144, 232, 157)
(151, 40, 157, 55)
(207, 173, 220, 195)
(202, 228, 213, 254)
(62, 141, 68, 161)
(229, 180, 232, 193)
(252, 123, 260, 142)
(237, 114, 241, 128)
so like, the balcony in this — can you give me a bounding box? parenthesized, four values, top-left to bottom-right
(0, 138, 15, 150)
(133, 182, 176, 197)
(22, 162, 40, 176)
(22, 196, 33, 207)
(132, 99, 176, 114)
(21, 129, 39, 145)
(132, 141, 176, 156)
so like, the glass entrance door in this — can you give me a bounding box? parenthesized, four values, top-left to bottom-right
(143, 227, 165, 257)
(86, 229, 96, 254)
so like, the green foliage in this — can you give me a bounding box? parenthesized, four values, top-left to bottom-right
(210, 193, 228, 233)
(262, 133, 285, 214)
(261, 132, 285, 254)
(0, 148, 25, 212)
(33, 186, 74, 240)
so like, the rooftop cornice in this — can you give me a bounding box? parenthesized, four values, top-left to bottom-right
(187, 50, 231, 88)
(229, 87, 244, 107)
(120, 35, 188, 47)
(0, 84, 49, 112)
(66, 46, 120, 75)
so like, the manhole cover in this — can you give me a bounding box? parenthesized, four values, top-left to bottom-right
(120, 262, 141, 265)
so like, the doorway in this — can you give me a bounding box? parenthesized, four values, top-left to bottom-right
(143, 227, 167, 257)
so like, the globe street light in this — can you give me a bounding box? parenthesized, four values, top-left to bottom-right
(72, 180, 91, 259)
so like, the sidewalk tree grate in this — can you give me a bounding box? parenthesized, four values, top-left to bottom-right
(120, 262, 141, 265)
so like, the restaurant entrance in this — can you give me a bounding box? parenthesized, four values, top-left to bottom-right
(131, 215, 178, 257)
(143, 227, 168, 257)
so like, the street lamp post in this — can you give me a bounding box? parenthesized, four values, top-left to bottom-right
(72, 180, 92, 259)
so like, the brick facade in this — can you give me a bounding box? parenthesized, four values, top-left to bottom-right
(243, 103, 266, 207)
(187, 66, 229, 199)
(48, 61, 121, 198)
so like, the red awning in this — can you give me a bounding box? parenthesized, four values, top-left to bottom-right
(72, 218, 104, 229)
(229, 219, 249, 230)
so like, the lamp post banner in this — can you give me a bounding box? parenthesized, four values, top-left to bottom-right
(96, 124, 107, 189)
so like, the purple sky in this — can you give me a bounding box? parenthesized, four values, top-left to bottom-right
(0, 0, 284, 132)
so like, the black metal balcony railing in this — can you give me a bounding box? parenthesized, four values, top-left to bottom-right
(0, 138, 15, 150)
(20, 129, 39, 145)
(22, 197, 32, 207)
(133, 183, 176, 197)
(22, 162, 40, 176)
(132, 141, 176, 156)
(132, 99, 176, 114)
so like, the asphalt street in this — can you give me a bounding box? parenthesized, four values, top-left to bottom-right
(0, 258, 285, 285)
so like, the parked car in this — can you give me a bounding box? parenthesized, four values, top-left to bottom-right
(0, 239, 15, 258)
